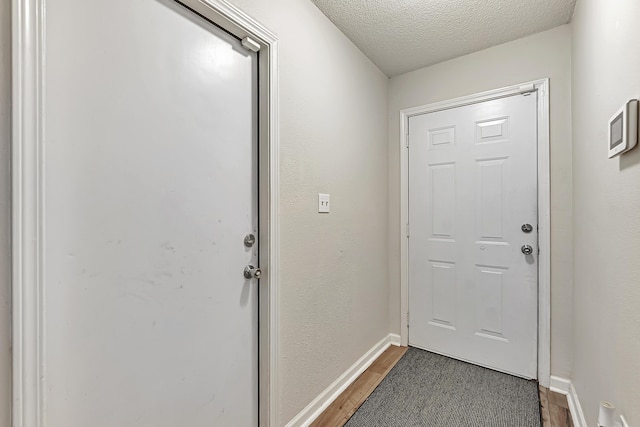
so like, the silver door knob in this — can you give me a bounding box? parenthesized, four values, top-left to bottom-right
(244, 265, 262, 279)
(521, 245, 533, 255)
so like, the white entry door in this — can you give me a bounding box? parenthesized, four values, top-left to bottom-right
(44, 1, 259, 425)
(408, 94, 538, 379)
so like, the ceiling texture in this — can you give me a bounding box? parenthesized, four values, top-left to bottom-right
(311, 0, 577, 76)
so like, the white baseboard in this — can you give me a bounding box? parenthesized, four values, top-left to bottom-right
(389, 333, 401, 346)
(549, 376, 587, 427)
(285, 333, 399, 427)
(549, 375, 571, 394)
(568, 382, 587, 427)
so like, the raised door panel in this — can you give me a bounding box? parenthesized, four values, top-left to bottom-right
(428, 261, 457, 330)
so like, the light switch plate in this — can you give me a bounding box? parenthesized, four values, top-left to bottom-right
(318, 193, 330, 213)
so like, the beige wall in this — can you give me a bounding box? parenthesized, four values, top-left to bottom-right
(571, 0, 640, 424)
(387, 25, 574, 378)
(225, 0, 390, 424)
(0, 0, 10, 424)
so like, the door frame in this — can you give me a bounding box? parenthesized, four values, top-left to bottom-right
(11, 0, 281, 425)
(399, 79, 551, 387)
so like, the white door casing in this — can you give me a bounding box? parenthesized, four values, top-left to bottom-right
(12, 0, 280, 426)
(408, 93, 538, 379)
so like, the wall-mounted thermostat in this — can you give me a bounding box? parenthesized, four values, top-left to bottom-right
(608, 99, 638, 158)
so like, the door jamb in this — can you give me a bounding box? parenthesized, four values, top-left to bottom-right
(398, 79, 551, 387)
(11, 0, 281, 425)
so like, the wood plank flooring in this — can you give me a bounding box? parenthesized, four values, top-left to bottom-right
(312, 345, 574, 427)
(540, 385, 574, 427)
(310, 345, 407, 427)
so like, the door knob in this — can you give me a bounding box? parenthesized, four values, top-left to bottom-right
(521, 245, 533, 255)
(244, 265, 262, 279)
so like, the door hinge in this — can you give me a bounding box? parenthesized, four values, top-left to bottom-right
(241, 36, 261, 53)
(406, 134, 409, 148)
(406, 223, 410, 238)
(407, 312, 410, 327)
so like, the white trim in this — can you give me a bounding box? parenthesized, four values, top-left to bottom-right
(400, 108, 410, 349)
(285, 334, 400, 427)
(264, 40, 281, 427)
(12, 0, 281, 426)
(549, 375, 587, 427)
(546, 376, 587, 427)
(568, 382, 587, 427)
(399, 79, 552, 387)
(536, 80, 552, 388)
(12, 0, 46, 425)
(178, 0, 277, 47)
(620, 415, 630, 427)
(549, 375, 572, 394)
(389, 333, 401, 346)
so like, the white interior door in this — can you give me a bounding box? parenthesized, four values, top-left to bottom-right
(44, 1, 259, 425)
(408, 94, 538, 379)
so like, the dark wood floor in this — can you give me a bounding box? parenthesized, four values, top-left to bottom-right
(312, 345, 573, 427)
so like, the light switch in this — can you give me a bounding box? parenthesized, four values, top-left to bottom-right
(318, 193, 330, 213)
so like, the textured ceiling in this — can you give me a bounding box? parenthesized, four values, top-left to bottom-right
(311, 0, 576, 76)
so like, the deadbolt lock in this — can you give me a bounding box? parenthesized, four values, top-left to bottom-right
(521, 224, 533, 233)
(244, 233, 256, 248)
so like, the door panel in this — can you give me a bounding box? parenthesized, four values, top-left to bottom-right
(408, 94, 538, 379)
(44, 1, 258, 425)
